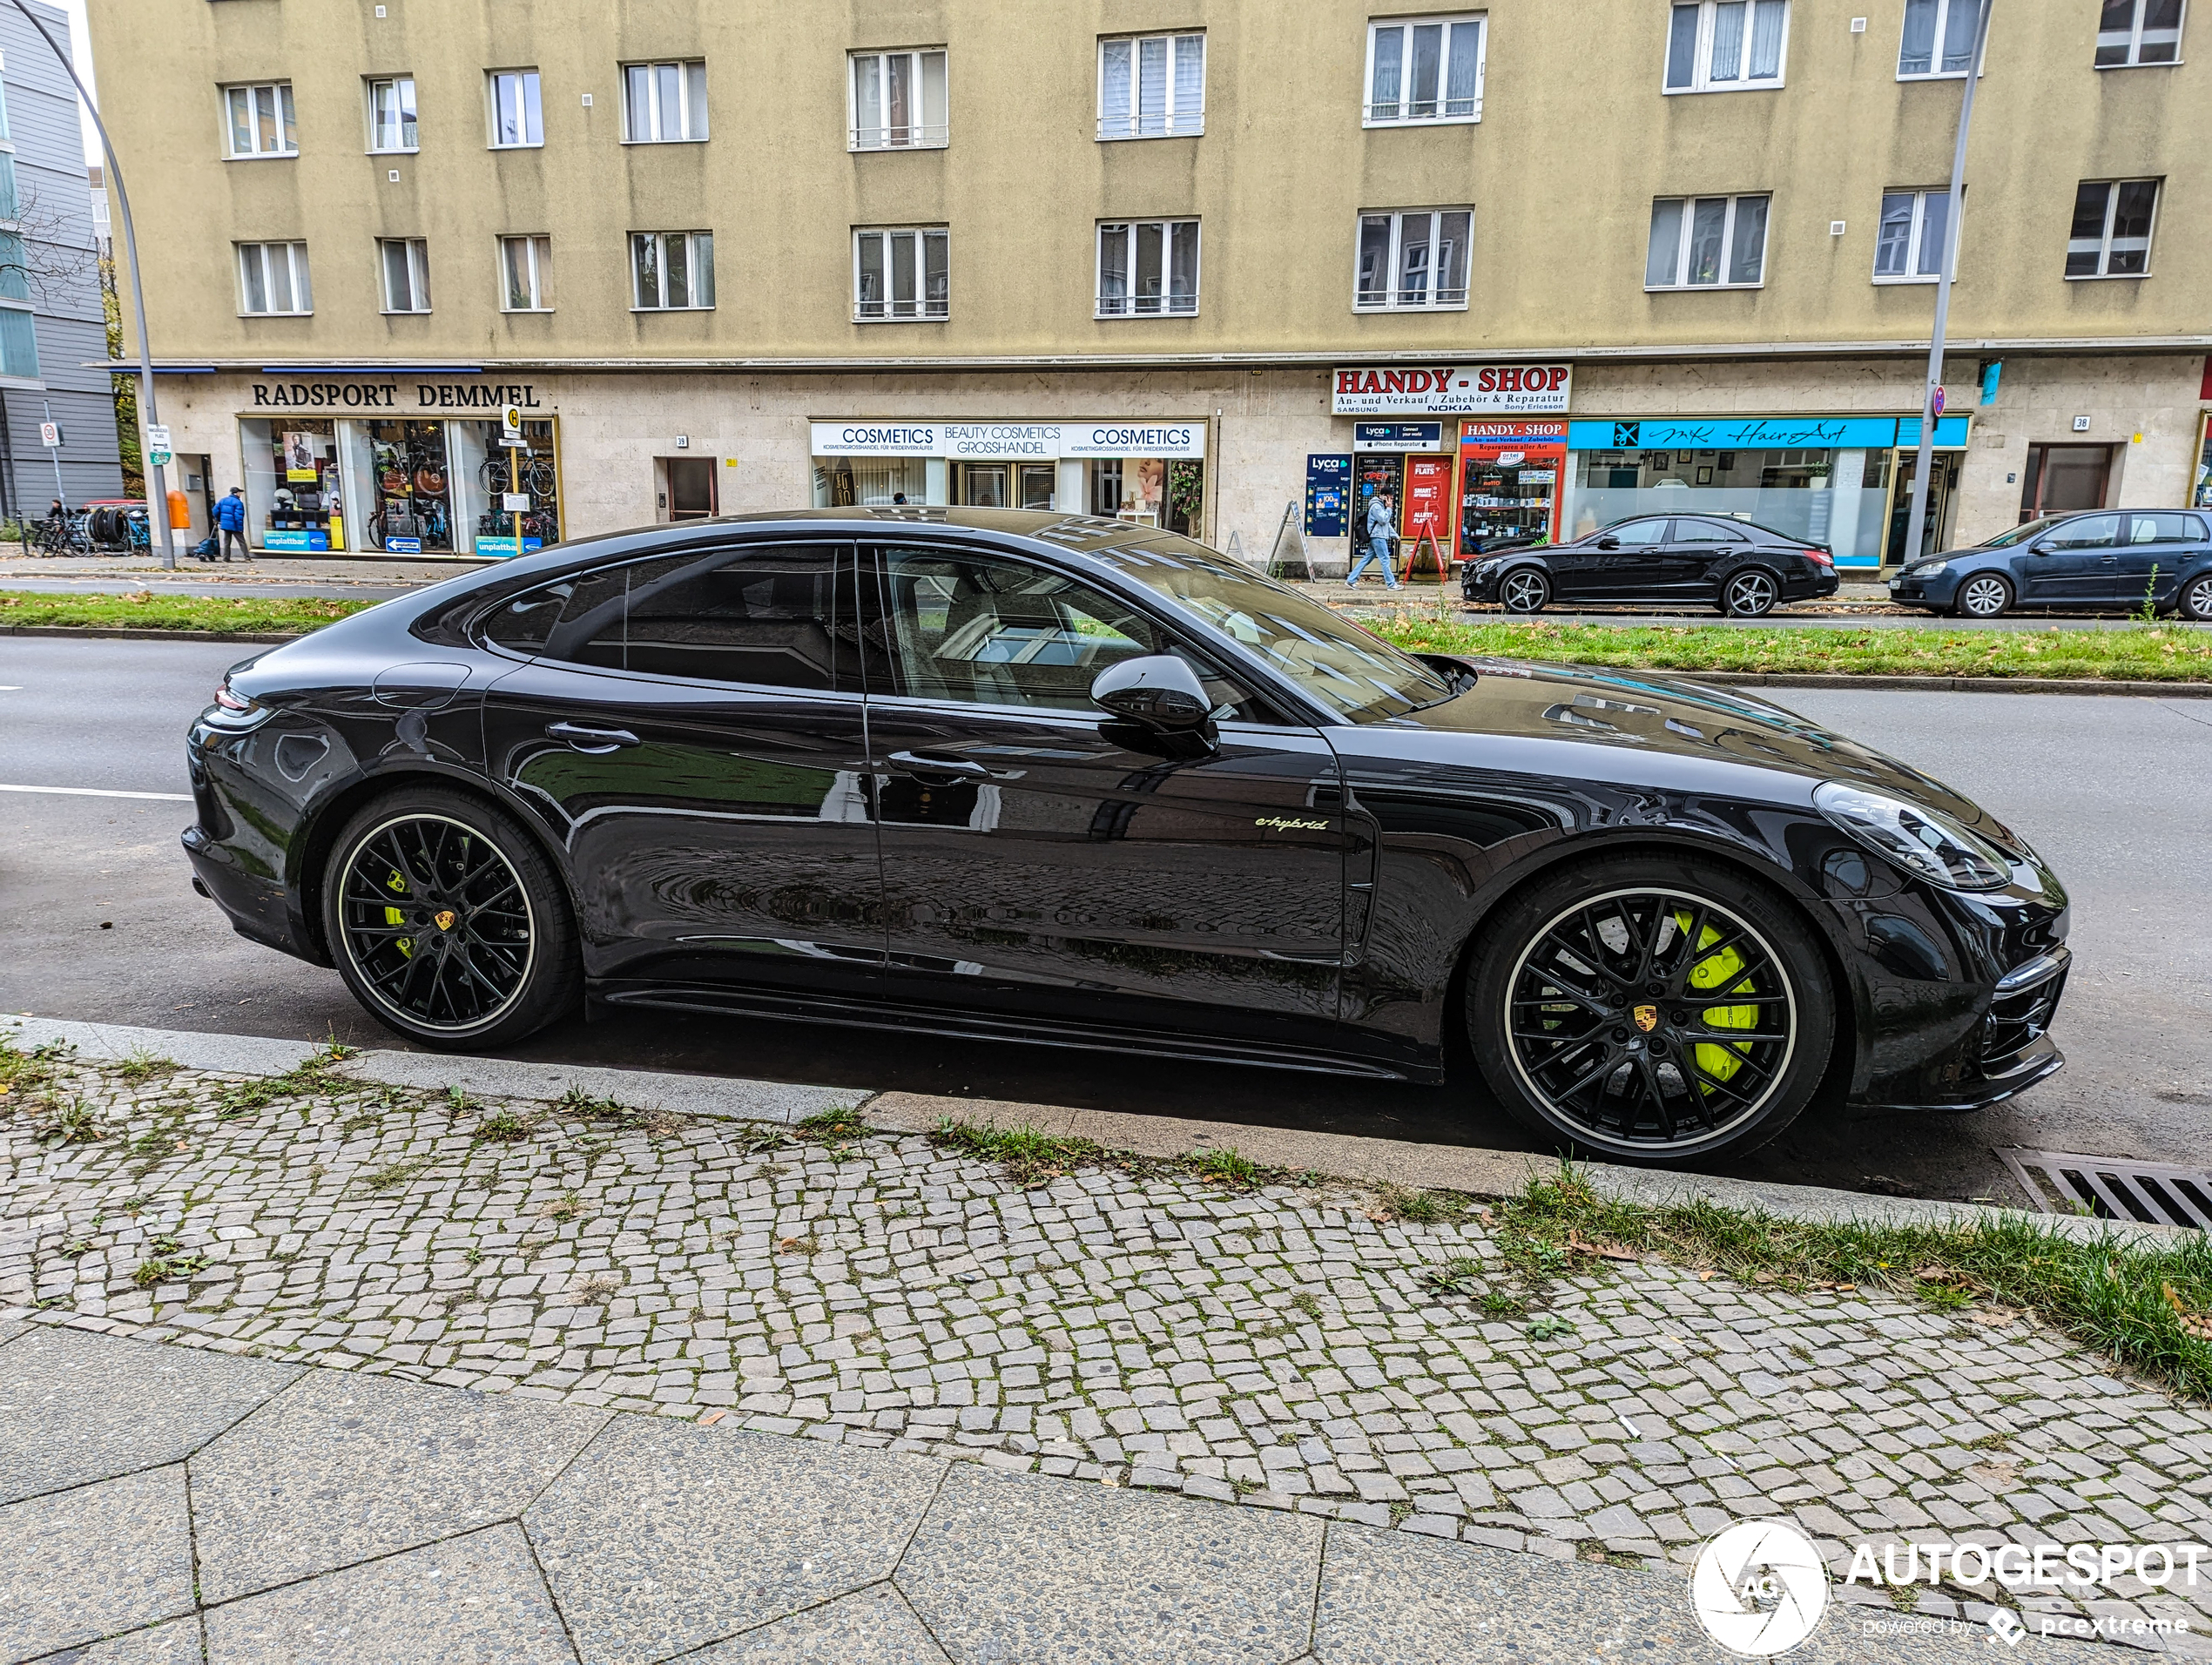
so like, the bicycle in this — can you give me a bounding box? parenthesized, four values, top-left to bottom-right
(34, 514, 93, 556)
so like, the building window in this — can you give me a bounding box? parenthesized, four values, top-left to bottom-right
(631, 231, 714, 309)
(1365, 15, 1486, 123)
(1873, 188, 1952, 281)
(378, 238, 431, 313)
(1098, 34, 1204, 139)
(1645, 194, 1769, 288)
(237, 241, 313, 315)
(2096, 0, 2185, 64)
(0, 306, 37, 379)
(2066, 179, 2158, 277)
(624, 61, 708, 143)
(489, 70, 543, 147)
(500, 235, 551, 310)
(850, 50, 948, 149)
(1898, 0, 1981, 76)
(1665, 1, 1788, 91)
(1096, 220, 1198, 316)
(367, 77, 418, 153)
(1354, 209, 1472, 310)
(854, 227, 948, 320)
(0, 231, 27, 302)
(224, 83, 297, 158)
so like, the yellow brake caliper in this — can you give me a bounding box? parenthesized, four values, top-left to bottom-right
(1676, 910, 1757, 1091)
(384, 867, 413, 958)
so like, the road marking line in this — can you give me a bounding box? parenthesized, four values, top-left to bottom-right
(0, 784, 192, 801)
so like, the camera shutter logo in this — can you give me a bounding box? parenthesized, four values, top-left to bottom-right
(1689, 1520, 1829, 1656)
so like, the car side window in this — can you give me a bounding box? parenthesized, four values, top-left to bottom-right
(2128, 512, 2202, 544)
(1605, 519, 1670, 546)
(1673, 519, 1749, 543)
(2043, 515, 2122, 551)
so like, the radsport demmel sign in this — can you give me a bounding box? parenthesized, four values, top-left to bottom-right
(1332, 364, 1572, 416)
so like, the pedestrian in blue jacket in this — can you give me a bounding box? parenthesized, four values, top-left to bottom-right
(214, 488, 248, 563)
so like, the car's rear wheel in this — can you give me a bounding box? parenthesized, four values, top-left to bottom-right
(1500, 568, 1551, 613)
(1721, 568, 1780, 617)
(1467, 854, 1835, 1165)
(2180, 573, 2212, 623)
(1956, 573, 2013, 619)
(322, 787, 579, 1048)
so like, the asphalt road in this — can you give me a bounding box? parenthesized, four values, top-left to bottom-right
(3, 634, 2206, 1209)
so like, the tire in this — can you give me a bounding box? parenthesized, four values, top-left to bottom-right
(2180, 573, 2212, 624)
(320, 786, 580, 1049)
(1499, 567, 1552, 614)
(1721, 568, 1781, 618)
(1467, 853, 1836, 1166)
(1955, 572, 2012, 619)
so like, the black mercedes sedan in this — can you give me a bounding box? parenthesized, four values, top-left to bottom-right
(1461, 514, 1841, 617)
(183, 509, 2067, 1168)
(1886, 509, 2212, 619)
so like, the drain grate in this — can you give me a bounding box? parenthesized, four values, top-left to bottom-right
(1999, 1148, 2212, 1230)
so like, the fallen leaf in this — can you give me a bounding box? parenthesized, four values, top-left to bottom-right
(1698, 1271, 1715, 1282)
(697, 1410, 725, 1426)
(1567, 1230, 1641, 1263)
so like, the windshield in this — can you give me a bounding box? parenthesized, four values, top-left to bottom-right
(1984, 517, 2061, 549)
(1096, 533, 1457, 723)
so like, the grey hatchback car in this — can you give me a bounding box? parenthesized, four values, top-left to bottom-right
(1888, 509, 2212, 620)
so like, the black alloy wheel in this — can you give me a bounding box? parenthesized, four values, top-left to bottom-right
(1955, 572, 2013, 619)
(1468, 856, 1835, 1163)
(1721, 568, 1780, 617)
(2180, 573, 2212, 623)
(323, 788, 579, 1048)
(1499, 568, 1551, 613)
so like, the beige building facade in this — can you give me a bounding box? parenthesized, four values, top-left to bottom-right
(92, 0, 2212, 569)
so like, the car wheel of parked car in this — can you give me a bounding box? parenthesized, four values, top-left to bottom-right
(2180, 573, 2212, 623)
(1467, 854, 1835, 1165)
(1720, 569, 1780, 617)
(1955, 573, 2013, 619)
(321, 787, 580, 1048)
(1499, 568, 1551, 613)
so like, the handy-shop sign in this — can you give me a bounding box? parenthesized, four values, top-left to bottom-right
(246, 381, 550, 411)
(811, 421, 1207, 459)
(1332, 365, 1572, 415)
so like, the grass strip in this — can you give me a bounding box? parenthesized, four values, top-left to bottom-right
(0, 589, 374, 634)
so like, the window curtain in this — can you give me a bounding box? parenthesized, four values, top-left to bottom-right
(1646, 201, 1684, 286)
(1137, 37, 1167, 134)
(1444, 22, 1481, 114)
(625, 66, 652, 140)
(1709, 3, 1746, 80)
(1172, 36, 1204, 125)
(1101, 41, 1132, 137)
(1369, 26, 1403, 115)
(1940, 0, 1980, 71)
(853, 57, 882, 146)
(1899, 0, 1938, 71)
(1749, 0, 1786, 78)
(1409, 24, 1442, 113)
(1098, 225, 1129, 311)
(1915, 191, 1950, 276)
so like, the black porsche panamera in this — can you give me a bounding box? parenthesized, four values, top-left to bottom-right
(183, 509, 2069, 1167)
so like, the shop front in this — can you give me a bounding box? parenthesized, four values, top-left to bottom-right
(2194, 408, 2211, 511)
(1458, 418, 1568, 556)
(1351, 421, 1453, 568)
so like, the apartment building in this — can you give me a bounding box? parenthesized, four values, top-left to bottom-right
(91, 0, 2211, 569)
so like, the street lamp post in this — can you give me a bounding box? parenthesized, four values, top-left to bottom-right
(7, 0, 177, 569)
(1899, 0, 1996, 570)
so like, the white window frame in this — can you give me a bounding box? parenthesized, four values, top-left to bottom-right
(377, 237, 431, 313)
(489, 69, 543, 148)
(222, 82, 297, 159)
(630, 230, 716, 310)
(1871, 187, 1956, 283)
(622, 61, 709, 143)
(1352, 208, 1474, 312)
(498, 234, 551, 312)
(1362, 14, 1487, 125)
(236, 241, 313, 316)
(2065, 179, 2160, 280)
(366, 76, 418, 154)
(1644, 193, 1770, 289)
(1094, 219, 1201, 317)
(1897, 0, 1983, 78)
(853, 227, 948, 321)
(848, 49, 948, 150)
(1662, 0, 1790, 93)
(2095, 0, 2186, 65)
(1096, 33, 1205, 140)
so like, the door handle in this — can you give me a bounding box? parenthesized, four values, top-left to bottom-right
(545, 722, 640, 754)
(887, 750, 988, 780)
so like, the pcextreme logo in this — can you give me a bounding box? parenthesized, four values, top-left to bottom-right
(1253, 816, 1329, 832)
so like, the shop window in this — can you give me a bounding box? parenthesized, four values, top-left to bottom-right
(500, 234, 552, 311)
(465, 416, 561, 552)
(2066, 179, 2158, 277)
(854, 227, 948, 321)
(367, 77, 418, 153)
(819, 457, 927, 508)
(631, 231, 715, 310)
(378, 238, 432, 313)
(236, 241, 313, 315)
(850, 50, 948, 149)
(2097, 0, 2185, 64)
(240, 418, 339, 551)
(1664, 1, 1787, 92)
(1354, 209, 1472, 310)
(1096, 220, 1199, 316)
(1873, 188, 1952, 282)
(223, 82, 297, 158)
(1098, 33, 1204, 139)
(623, 60, 708, 143)
(1898, 0, 1981, 77)
(0, 306, 37, 380)
(1365, 15, 1486, 123)
(356, 420, 456, 552)
(1644, 194, 1768, 288)
(489, 70, 543, 147)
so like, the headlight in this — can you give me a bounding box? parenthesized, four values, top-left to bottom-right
(1914, 560, 1949, 577)
(1812, 782, 2013, 892)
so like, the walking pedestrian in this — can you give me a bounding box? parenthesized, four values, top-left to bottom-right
(1346, 489, 1399, 590)
(214, 487, 249, 563)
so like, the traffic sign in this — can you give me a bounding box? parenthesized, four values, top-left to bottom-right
(501, 405, 523, 441)
(145, 422, 172, 450)
(1932, 387, 1946, 416)
(150, 449, 173, 468)
(38, 421, 60, 448)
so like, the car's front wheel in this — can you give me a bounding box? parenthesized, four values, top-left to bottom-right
(2179, 573, 2212, 623)
(1721, 568, 1781, 617)
(1499, 568, 1551, 613)
(1955, 573, 2013, 619)
(1467, 855, 1835, 1165)
(321, 786, 580, 1048)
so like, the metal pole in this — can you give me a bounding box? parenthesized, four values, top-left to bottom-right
(6, 0, 175, 569)
(41, 394, 61, 511)
(1900, 0, 1995, 570)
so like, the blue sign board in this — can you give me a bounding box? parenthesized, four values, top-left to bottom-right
(1352, 421, 1445, 452)
(384, 536, 423, 554)
(1568, 416, 1969, 450)
(261, 529, 329, 552)
(1304, 455, 1352, 538)
(473, 536, 544, 558)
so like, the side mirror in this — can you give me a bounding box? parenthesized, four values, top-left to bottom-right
(1090, 655, 1213, 733)
(2028, 541, 2054, 556)
(1595, 536, 1621, 550)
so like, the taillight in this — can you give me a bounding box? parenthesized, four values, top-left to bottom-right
(1804, 547, 1834, 568)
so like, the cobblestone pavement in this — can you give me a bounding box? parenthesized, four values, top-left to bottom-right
(3, 1041, 2210, 1655)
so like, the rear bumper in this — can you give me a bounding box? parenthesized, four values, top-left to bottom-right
(181, 820, 329, 965)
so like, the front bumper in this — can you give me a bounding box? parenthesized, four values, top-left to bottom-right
(1886, 570, 1960, 609)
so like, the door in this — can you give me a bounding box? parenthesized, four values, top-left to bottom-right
(961, 464, 1009, 507)
(2019, 513, 2123, 604)
(1019, 463, 1056, 510)
(1885, 452, 1958, 563)
(1570, 516, 1672, 599)
(2020, 443, 2111, 521)
(1658, 516, 1750, 601)
(479, 540, 884, 994)
(858, 540, 1346, 1041)
(2114, 511, 2207, 611)
(665, 457, 717, 521)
